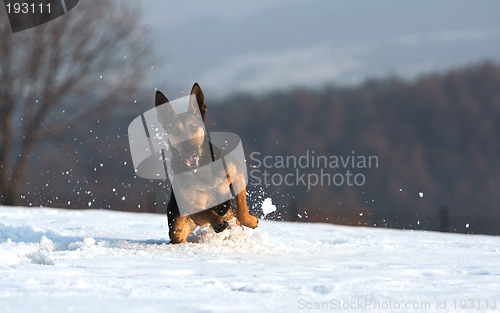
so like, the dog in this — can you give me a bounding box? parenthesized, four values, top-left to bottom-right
(155, 83, 259, 244)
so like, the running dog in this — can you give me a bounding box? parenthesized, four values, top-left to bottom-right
(155, 83, 259, 244)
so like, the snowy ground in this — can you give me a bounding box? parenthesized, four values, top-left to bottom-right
(0, 207, 499, 313)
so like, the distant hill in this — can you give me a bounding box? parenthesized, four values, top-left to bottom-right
(20, 62, 500, 235)
(208, 62, 500, 234)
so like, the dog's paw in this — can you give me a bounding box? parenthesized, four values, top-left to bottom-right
(241, 214, 259, 229)
(169, 234, 187, 244)
(213, 221, 229, 233)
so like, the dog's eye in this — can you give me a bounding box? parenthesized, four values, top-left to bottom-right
(192, 125, 198, 131)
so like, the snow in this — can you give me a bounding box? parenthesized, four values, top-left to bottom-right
(261, 197, 277, 216)
(0, 206, 499, 313)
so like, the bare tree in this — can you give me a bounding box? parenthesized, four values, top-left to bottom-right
(0, 0, 151, 205)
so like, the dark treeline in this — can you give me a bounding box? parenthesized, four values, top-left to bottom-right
(209, 62, 500, 235)
(19, 62, 500, 235)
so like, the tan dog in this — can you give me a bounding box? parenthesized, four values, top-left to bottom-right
(155, 83, 258, 244)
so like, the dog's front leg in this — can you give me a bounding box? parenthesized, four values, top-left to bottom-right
(169, 216, 193, 244)
(224, 160, 259, 229)
(234, 188, 259, 229)
(167, 192, 194, 244)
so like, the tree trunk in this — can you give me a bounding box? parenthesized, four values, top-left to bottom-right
(0, 185, 16, 206)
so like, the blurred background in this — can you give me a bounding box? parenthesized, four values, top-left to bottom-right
(1, 0, 499, 234)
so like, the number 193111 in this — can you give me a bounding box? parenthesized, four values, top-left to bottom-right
(5, 2, 51, 14)
(454, 299, 497, 310)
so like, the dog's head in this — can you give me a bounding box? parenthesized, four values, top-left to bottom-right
(155, 83, 208, 169)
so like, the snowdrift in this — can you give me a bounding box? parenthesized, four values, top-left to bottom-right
(1, 207, 499, 313)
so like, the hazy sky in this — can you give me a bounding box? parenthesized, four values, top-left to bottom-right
(135, 0, 500, 99)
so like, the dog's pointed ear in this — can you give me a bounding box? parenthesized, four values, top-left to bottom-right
(190, 82, 207, 120)
(155, 90, 175, 127)
(155, 90, 169, 107)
